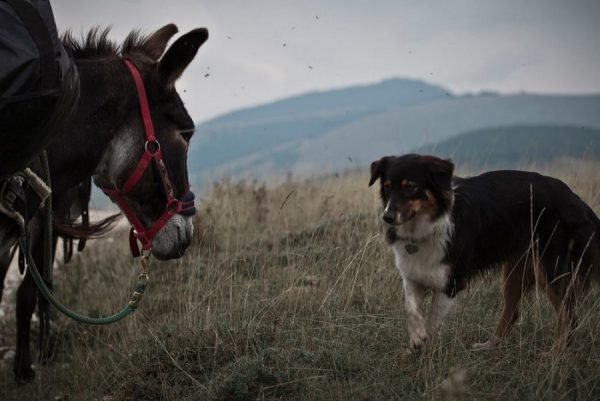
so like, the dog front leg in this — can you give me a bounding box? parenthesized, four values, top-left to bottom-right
(403, 279, 428, 350)
(427, 290, 457, 334)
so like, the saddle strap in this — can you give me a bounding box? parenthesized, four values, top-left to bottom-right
(0, 167, 49, 235)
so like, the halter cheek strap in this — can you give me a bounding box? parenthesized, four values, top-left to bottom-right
(101, 59, 195, 257)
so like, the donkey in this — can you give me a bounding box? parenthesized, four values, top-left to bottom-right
(0, 23, 208, 380)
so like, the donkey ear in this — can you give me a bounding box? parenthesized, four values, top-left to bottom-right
(141, 24, 179, 61)
(422, 156, 454, 191)
(369, 157, 391, 187)
(159, 28, 209, 87)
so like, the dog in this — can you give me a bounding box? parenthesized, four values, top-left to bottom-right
(369, 154, 600, 352)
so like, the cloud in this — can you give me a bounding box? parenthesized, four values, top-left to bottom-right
(51, 0, 600, 123)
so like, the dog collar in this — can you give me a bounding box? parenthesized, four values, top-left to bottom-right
(404, 241, 419, 254)
(394, 234, 422, 254)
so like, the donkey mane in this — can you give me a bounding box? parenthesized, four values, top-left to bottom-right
(61, 26, 159, 59)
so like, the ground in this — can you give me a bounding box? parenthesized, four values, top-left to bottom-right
(1, 161, 599, 401)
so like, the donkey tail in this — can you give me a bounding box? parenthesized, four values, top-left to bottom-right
(53, 213, 121, 240)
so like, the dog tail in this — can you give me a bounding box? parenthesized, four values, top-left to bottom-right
(593, 213, 600, 284)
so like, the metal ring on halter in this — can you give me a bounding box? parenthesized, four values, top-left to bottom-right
(166, 198, 180, 212)
(141, 248, 152, 261)
(144, 139, 161, 155)
(136, 272, 149, 287)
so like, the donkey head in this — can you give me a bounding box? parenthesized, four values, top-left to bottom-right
(93, 25, 208, 260)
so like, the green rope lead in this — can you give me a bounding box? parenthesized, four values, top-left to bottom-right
(17, 151, 146, 325)
(19, 234, 145, 325)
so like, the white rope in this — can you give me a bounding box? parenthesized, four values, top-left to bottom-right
(0, 168, 52, 235)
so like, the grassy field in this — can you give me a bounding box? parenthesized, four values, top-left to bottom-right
(1, 161, 600, 401)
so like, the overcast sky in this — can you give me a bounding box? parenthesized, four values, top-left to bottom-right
(51, 0, 600, 124)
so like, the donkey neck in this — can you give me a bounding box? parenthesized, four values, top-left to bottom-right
(48, 58, 140, 196)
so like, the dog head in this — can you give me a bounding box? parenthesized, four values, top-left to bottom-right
(369, 154, 454, 227)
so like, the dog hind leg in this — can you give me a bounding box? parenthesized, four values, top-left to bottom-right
(546, 264, 587, 353)
(546, 223, 599, 353)
(473, 261, 533, 350)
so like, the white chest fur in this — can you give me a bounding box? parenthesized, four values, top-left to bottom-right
(390, 214, 453, 290)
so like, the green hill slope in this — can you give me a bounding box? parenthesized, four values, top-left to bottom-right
(415, 125, 600, 167)
(293, 94, 600, 173)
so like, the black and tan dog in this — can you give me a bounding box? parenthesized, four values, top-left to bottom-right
(369, 154, 600, 352)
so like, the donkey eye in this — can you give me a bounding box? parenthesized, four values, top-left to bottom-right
(179, 127, 195, 142)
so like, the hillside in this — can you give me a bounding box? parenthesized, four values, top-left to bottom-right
(189, 78, 449, 178)
(190, 79, 600, 187)
(415, 125, 600, 168)
(3, 165, 600, 400)
(293, 94, 600, 173)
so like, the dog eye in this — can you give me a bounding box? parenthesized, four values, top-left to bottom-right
(383, 180, 391, 189)
(404, 184, 418, 195)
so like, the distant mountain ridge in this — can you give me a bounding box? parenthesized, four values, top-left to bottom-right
(189, 79, 449, 177)
(189, 78, 600, 188)
(200, 78, 450, 127)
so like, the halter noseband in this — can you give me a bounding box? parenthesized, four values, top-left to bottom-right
(101, 58, 196, 257)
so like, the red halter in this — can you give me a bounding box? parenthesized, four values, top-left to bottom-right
(101, 58, 195, 257)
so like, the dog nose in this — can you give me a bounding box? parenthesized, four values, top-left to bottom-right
(383, 210, 395, 224)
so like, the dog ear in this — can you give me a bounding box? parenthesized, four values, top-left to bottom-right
(423, 156, 454, 190)
(369, 156, 392, 187)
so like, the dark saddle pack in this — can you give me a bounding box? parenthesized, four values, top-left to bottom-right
(0, 0, 79, 181)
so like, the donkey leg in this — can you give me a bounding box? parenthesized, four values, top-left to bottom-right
(14, 271, 37, 381)
(38, 233, 58, 365)
(473, 262, 533, 350)
(0, 248, 13, 304)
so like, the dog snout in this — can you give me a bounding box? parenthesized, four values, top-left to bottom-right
(383, 210, 396, 224)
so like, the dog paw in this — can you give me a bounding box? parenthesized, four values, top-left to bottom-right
(409, 328, 428, 350)
(471, 339, 498, 351)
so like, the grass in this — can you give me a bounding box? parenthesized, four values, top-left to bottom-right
(1, 162, 600, 401)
